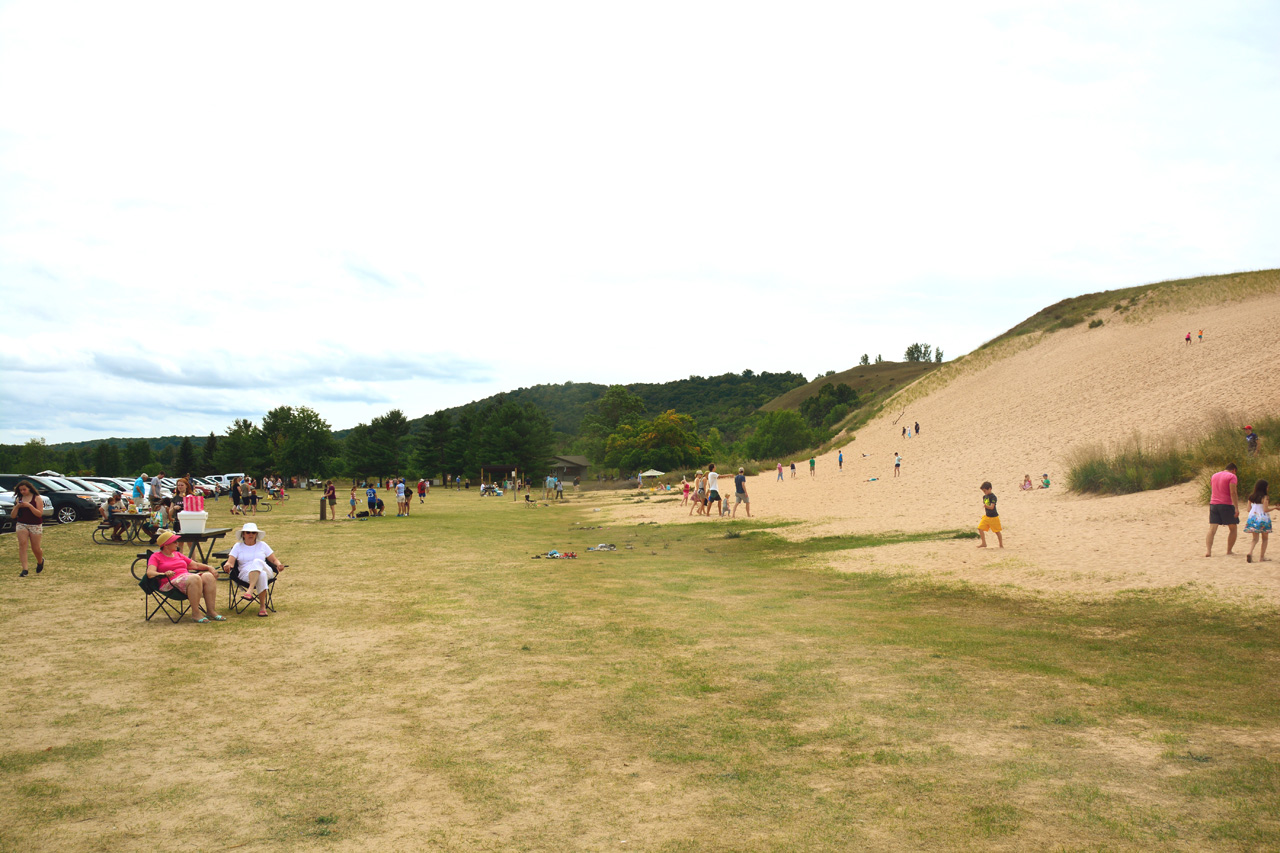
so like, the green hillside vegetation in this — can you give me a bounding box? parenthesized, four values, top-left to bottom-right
(415, 370, 809, 443)
(762, 361, 939, 414)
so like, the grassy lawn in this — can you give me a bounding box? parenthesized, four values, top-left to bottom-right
(2, 489, 1278, 851)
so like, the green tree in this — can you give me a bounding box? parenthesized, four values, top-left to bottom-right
(935, 348, 944, 363)
(200, 433, 218, 474)
(746, 410, 813, 460)
(859, 354, 870, 366)
(368, 409, 411, 475)
(94, 442, 122, 476)
(444, 406, 480, 477)
(904, 343, 933, 363)
(413, 412, 453, 481)
(175, 437, 198, 475)
(874, 354, 883, 364)
(478, 401, 554, 481)
(124, 439, 152, 473)
(215, 419, 267, 473)
(63, 447, 85, 474)
(604, 410, 703, 472)
(277, 406, 337, 484)
(343, 423, 376, 479)
(19, 438, 49, 472)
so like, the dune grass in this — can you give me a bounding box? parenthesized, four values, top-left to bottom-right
(2, 492, 1280, 850)
(1067, 415, 1280, 497)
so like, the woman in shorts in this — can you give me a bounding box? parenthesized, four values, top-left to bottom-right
(11, 480, 45, 577)
(324, 480, 337, 520)
(146, 529, 224, 623)
(230, 477, 243, 515)
(348, 485, 358, 519)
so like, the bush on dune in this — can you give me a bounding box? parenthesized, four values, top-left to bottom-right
(1068, 415, 1280, 498)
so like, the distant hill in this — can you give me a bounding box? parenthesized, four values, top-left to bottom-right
(408, 370, 810, 440)
(760, 361, 940, 413)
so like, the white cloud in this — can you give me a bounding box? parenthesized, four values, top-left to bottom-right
(1, 0, 1277, 442)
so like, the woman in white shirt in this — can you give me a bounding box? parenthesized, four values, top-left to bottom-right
(222, 522, 284, 617)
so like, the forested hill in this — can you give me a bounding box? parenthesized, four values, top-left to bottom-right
(408, 370, 809, 439)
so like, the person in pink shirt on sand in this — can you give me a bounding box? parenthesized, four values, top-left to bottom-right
(1205, 463, 1240, 557)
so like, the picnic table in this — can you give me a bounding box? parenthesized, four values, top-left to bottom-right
(91, 512, 150, 545)
(173, 527, 233, 563)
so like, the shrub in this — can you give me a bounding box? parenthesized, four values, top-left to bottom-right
(1067, 435, 1191, 495)
(1088, 319, 1104, 329)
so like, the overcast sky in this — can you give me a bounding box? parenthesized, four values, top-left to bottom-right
(2, 0, 1277, 445)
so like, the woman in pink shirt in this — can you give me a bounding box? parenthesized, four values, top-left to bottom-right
(146, 529, 224, 623)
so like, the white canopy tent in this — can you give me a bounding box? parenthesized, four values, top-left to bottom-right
(637, 469, 665, 480)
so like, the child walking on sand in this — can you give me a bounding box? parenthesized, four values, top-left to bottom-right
(1245, 479, 1273, 563)
(978, 481, 1003, 548)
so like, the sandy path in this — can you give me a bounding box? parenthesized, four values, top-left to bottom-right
(609, 292, 1280, 601)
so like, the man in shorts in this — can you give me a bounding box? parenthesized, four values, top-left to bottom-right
(732, 467, 751, 518)
(809, 457, 815, 478)
(1205, 463, 1240, 557)
(705, 463, 722, 518)
(977, 481, 1003, 548)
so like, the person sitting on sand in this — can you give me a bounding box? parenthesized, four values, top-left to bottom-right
(147, 530, 224, 623)
(1021, 475, 1034, 491)
(1040, 474, 1051, 489)
(1244, 480, 1273, 564)
(223, 522, 285, 617)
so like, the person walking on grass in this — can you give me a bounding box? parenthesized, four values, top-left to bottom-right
(977, 481, 1003, 548)
(1205, 463, 1240, 557)
(1244, 480, 1272, 564)
(418, 478, 426, 503)
(733, 467, 751, 518)
(10, 480, 45, 577)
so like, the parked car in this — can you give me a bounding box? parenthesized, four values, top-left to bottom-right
(39, 475, 110, 508)
(0, 475, 101, 524)
(190, 477, 222, 496)
(0, 489, 56, 534)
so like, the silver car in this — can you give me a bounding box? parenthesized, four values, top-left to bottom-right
(0, 490, 56, 534)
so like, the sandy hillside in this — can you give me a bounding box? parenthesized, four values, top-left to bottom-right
(611, 286, 1280, 600)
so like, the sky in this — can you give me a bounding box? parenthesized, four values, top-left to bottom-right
(1, 0, 1277, 444)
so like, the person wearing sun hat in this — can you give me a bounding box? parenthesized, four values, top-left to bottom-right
(146, 530, 224, 623)
(222, 522, 285, 617)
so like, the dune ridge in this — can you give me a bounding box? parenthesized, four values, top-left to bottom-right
(613, 277, 1280, 600)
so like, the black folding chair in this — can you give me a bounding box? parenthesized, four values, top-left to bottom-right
(215, 550, 285, 614)
(131, 550, 190, 623)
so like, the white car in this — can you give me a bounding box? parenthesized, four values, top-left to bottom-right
(0, 490, 56, 534)
(40, 475, 110, 507)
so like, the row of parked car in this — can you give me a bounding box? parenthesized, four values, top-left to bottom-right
(0, 472, 232, 534)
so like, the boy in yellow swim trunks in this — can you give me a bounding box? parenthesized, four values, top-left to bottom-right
(977, 481, 1003, 548)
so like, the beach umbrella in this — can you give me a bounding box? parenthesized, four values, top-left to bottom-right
(638, 469, 665, 478)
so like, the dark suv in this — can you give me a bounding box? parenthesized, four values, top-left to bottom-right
(0, 475, 100, 525)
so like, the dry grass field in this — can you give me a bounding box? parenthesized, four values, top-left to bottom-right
(3, 487, 1279, 852)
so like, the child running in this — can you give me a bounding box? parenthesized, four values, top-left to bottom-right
(977, 481, 1003, 548)
(1245, 479, 1273, 563)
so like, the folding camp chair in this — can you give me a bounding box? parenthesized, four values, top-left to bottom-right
(214, 549, 285, 615)
(131, 550, 190, 623)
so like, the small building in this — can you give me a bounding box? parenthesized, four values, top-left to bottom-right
(549, 455, 590, 481)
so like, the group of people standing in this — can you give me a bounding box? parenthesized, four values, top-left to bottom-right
(682, 464, 751, 518)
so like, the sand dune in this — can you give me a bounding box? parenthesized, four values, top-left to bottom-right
(611, 287, 1280, 600)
